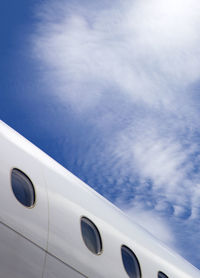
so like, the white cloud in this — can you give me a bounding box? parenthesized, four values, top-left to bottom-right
(32, 0, 200, 111)
(32, 0, 200, 267)
(115, 125, 195, 194)
(124, 207, 175, 247)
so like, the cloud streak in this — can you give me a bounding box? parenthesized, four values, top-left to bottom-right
(32, 0, 200, 268)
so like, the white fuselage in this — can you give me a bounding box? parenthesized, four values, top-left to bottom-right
(0, 120, 199, 278)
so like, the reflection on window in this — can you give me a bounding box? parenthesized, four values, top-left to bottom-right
(121, 245, 141, 278)
(81, 217, 102, 255)
(158, 272, 168, 278)
(11, 168, 35, 207)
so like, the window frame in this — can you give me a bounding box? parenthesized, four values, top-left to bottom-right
(11, 168, 36, 208)
(158, 271, 168, 278)
(121, 245, 142, 278)
(80, 216, 103, 255)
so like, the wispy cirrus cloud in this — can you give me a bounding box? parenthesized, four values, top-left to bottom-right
(32, 0, 200, 268)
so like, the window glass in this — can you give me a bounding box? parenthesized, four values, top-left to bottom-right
(11, 169, 35, 207)
(121, 245, 141, 278)
(158, 272, 168, 278)
(81, 217, 102, 255)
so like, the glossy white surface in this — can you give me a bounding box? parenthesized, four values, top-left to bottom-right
(0, 221, 45, 278)
(45, 165, 200, 278)
(0, 121, 48, 249)
(43, 254, 86, 278)
(0, 120, 200, 278)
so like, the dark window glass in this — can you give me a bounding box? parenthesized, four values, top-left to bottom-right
(158, 272, 168, 278)
(121, 245, 141, 278)
(11, 169, 35, 207)
(81, 217, 102, 255)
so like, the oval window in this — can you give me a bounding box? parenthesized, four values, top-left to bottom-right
(11, 169, 35, 207)
(158, 272, 168, 278)
(121, 245, 141, 278)
(81, 217, 102, 255)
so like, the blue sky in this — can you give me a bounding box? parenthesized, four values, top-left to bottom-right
(1, 0, 200, 269)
